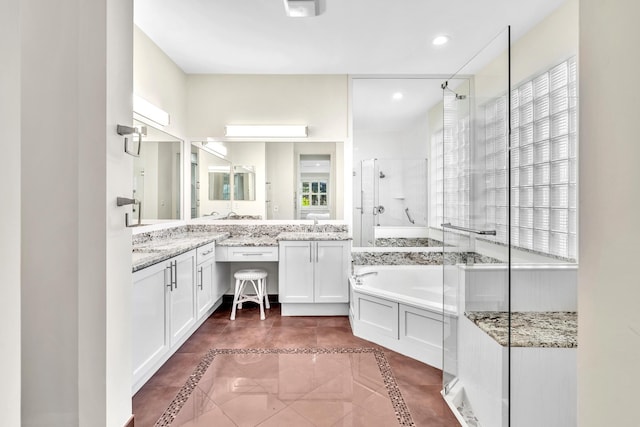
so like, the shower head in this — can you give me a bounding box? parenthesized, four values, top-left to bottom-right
(441, 81, 466, 100)
(379, 171, 386, 179)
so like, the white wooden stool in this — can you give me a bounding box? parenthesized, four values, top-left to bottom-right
(230, 269, 270, 320)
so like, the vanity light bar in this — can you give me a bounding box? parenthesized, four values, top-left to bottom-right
(203, 140, 228, 158)
(224, 125, 308, 138)
(133, 94, 170, 127)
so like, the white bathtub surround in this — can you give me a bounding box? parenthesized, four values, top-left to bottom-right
(349, 265, 452, 369)
(459, 263, 578, 312)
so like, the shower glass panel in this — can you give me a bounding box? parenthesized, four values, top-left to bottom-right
(360, 159, 377, 246)
(441, 27, 511, 426)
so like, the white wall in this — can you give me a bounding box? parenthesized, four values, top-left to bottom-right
(134, 26, 188, 141)
(578, 0, 640, 425)
(21, 1, 132, 426)
(0, 0, 21, 425)
(134, 26, 189, 222)
(187, 74, 348, 141)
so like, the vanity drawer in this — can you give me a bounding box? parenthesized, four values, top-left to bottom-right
(196, 243, 215, 264)
(216, 246, 278, 262)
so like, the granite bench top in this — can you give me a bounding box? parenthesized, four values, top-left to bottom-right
(465, 311, 577, 348)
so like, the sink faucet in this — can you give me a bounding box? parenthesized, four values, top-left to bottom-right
(226, 211, 238, 218)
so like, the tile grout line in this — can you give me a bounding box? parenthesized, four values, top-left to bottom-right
(153, 347, 415, 427)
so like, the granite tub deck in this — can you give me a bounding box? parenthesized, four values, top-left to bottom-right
(374, 237, 445, 247)
(465, 311, 577, 348)
(132, 224, 350, 271)
(352, 250, 501, 266)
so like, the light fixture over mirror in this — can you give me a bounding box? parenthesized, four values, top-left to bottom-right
(224, 124, 308, 138)
(133, 94, 170, 127)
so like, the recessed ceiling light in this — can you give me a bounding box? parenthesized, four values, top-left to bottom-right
(432, 35, 449, 46)
(283, 0, 319, 17)
(392, 92, 403, 100)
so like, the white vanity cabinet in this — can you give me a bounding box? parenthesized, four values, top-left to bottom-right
(168, 250, 197, 347)
(195, 243, 215, 318)
(278, 240, 350, 315)
(132, 248, 198, 393)
(195, 242, 229, 318)
(132, 260, 170, 391)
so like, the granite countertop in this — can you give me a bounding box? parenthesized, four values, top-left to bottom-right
(276, 232, 352, 241)
(132, 227, 351, 271)
(132, 232, 229, 272)
(465, 311, 577, 348)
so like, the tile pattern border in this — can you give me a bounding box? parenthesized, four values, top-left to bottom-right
(153, 347, 415, 427)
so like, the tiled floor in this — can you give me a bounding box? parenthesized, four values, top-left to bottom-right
(133, 302, 461, 427)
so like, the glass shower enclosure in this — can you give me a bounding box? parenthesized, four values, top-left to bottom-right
(440, 27, 511, 426)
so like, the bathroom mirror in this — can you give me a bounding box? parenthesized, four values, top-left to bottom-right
(351, 77, 442, 246)
(192, 143, 233, 217)
(191, 141, 344, 220)
(133, 119, 182, 221)
(208, 169, 231, 201)
(233, 165, 256, 201)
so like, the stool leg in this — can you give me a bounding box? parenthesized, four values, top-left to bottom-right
(263, 277, 270, 309)
(230, 278, 241, 320)
(249, 279, 265, 320)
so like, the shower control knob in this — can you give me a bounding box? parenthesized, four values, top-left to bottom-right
(374, 205, 385, 214)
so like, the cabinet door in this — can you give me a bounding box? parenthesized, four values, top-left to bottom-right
(314, 241, 350, 303)
(196, 260, 214, 319)
(132, 261, 170, 383)
(169, 250, 196, 347)
(278, 241, 314, 303)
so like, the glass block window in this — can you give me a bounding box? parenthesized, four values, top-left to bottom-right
(431, 129, 444, 228)
(484, 57, 578, 259)
(431, 91, 471, 230)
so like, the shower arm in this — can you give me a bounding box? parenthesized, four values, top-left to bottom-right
(404, 208, 415, 224)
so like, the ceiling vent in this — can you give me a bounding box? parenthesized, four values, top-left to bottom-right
(283, 0, 320, 17)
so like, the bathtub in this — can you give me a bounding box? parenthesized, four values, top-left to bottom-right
(349, 265, 457, 369)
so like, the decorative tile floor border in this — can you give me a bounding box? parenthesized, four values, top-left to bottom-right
(154, 347, 415, 427)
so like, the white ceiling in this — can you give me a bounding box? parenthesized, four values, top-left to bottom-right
(134, 0, 566, 75)
(134, 0, 567, 131)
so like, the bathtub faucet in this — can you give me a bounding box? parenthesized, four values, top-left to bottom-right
(353, 271, 378, 285)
